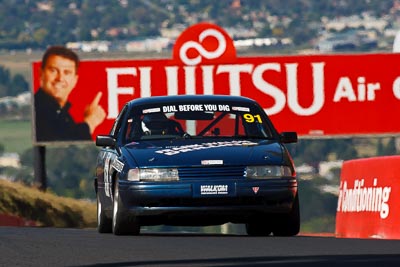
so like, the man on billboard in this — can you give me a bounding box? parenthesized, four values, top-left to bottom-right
(34, 46, 106, 142)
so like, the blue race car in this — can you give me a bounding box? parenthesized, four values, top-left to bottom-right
(94, 95, 299, 236)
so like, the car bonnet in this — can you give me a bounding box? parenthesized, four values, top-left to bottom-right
(123, 139, 285, 168)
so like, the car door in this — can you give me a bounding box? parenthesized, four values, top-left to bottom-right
(96, 105, 128, 209)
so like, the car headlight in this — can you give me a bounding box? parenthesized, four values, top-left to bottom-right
(244, 165, 293, 179)
(127, 168, 179, 182)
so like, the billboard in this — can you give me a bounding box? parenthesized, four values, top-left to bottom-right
(336, 156, 400, 239)
(32, 22, 400, 144)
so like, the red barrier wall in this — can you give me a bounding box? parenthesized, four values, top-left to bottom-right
(336, 156, 400, 239)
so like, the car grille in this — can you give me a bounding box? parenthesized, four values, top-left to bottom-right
(178, 166, 245, 180)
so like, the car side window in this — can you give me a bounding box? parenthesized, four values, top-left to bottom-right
(124, 116, 144, 143)
(110, 105, 128, 137)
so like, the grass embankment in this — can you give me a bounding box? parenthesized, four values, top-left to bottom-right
(0, 179, 96, 228)
(0, 119, 32, 154)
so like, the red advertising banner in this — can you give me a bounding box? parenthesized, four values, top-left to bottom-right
(336, 156, 400, 239)
(32, 22, 400, 143)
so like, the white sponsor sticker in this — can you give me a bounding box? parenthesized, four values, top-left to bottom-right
(232, 106, 250, 112)
(201, 160, 223, 165)
(143, 107, 161, 114)
(112, 159, 124, 172)
(200, 185, 228, 195)
(154, 104, 233, 114)
(104, 153, 112, 197)
(156, 140, 258, 156)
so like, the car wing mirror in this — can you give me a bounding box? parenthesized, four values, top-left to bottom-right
(280, 132, 298, 143)
(96, 135, 116, 148)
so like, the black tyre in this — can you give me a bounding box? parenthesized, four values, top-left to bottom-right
(245, 219, 272, 236)
(112, 179, 140, 235)
(97, 193, 112, 233)
(272, 193, 300, 236)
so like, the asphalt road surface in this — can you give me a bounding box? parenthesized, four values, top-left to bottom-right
(1, 226, 400, 267)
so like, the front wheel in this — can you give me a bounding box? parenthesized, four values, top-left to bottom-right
(245, 220, 272, 236)
(112, 179, 140, 235)
(272, 193, 300, 236)
(97, 193, 112, 233)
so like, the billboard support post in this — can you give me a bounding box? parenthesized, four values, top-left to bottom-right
(33, 145, 47, 191)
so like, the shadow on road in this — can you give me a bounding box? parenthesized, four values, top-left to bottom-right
(75, 254, 400, 267)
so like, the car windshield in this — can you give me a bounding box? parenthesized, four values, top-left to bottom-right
(123, 101, 276, 143)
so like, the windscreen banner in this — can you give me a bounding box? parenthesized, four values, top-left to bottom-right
(335, 156, 400, 239)
(32, 22, 400, 144)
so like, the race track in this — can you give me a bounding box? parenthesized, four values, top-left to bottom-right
(1, 227, 400, 266)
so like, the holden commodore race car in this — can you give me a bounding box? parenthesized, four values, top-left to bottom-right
(94, 94, 299, 236)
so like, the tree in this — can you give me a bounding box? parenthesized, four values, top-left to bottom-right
(46, 145, 99, 199)
(0, 66, 10, 85)
(298, 179, 338, 232)
(0, 66, 11, 97)
(330, 139, 358, 160)
(0, 84, 7, 98)
(20, 145, 99, 199)
(294, 139, 330, 164)
(0, 65, 29, 96)
(33, 28, 49, 45)
(377, 137, 397, 156)
(10, 74, 28, 96)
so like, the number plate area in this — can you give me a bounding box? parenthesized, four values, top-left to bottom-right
(193, 182, 236, 198)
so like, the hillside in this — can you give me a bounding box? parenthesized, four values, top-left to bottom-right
(0, 0, 395, 50)
(0, 179, 96, 228)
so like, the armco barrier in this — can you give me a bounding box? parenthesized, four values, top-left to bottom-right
(336, 155, 400, 239)
(0, 213, 37, 227)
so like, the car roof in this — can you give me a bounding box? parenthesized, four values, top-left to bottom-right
(126, 94, 259, 108)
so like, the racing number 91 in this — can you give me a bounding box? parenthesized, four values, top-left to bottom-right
(243, 114, 262, 123)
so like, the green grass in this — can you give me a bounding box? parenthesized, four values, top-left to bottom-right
(0, 119, 32, 154)
(300, 215, 336, 233)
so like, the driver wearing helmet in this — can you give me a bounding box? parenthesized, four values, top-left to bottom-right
(142, 113, 184, 136)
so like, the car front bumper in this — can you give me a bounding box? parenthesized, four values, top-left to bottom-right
(117, 178, 297, 224)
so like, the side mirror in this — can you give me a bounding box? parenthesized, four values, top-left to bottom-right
(96, 135, 116, 147)
(280, 132, 298, 144)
